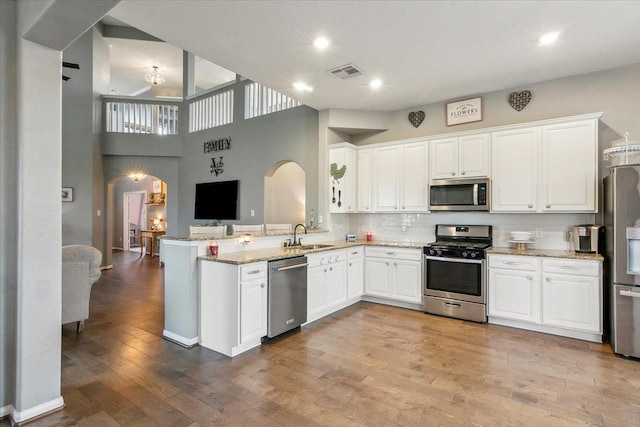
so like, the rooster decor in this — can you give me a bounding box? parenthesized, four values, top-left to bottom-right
(330, 163, 347, 184)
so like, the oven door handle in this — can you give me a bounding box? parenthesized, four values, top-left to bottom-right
(425, 255, 483, 264)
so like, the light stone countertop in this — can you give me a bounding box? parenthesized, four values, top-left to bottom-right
(199, 239, 429, 265)
(488, 247, 603, 261)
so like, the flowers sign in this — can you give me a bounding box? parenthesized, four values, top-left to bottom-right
(446, 97, 482, 126)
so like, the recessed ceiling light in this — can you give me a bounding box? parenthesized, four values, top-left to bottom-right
(539, 32, 560, 46)
(369, 79, 383, 89)
(293, 82, 313, 92)
(313, 37, 330, 50)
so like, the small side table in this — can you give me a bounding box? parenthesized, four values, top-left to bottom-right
(141, 230, 166, 257)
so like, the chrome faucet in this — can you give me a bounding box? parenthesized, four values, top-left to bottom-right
(291, 223, 307, 246)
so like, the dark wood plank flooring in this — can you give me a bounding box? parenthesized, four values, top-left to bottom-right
(13, 250, 640, 426)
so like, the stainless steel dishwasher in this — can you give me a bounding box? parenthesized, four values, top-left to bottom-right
(267, 256, 308, 338)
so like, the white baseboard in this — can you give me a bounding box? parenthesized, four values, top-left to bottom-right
(11, 396, 64, 423)
(162, 330, 199, 348)
(1, 404, 13, 419)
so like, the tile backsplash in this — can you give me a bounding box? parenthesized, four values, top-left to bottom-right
(332, 212, 597, 251)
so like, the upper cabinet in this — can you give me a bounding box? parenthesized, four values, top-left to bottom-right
(373, 140, 429, 212)
(541, 120, 597, 212)
(491, 115, 599, 213)
(491, 127, 541, 212)
(329, 143, 357, 213)
(430, 133, 490, 180)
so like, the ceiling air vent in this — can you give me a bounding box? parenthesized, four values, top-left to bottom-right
(328, 63, 364, 80)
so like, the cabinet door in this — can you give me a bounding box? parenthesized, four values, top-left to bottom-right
(240, 279, 267, 344)
(400, 141, 429, 212)
(373, 146, 400, 211)
(365, 257, 392, 297)
(491, 128, 540, 212)
(326, 261, 347, 308)
(392, 260, 422, 303)
(458, 133, 490, 178)
(329, 146, 356, 213)
(307, 266, 327, 322)
(430, 137, 458, 180)
(357, 149, 373, 212)
(488, 268, 540, 323)
(347, 255, 364, 300)
(541, 120, 596, 212)
(542, 273, 600, 332)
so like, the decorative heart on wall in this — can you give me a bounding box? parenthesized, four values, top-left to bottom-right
(408, 110, 425, 128)
(508, 90, 532, 111)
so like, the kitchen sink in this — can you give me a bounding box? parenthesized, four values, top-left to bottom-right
(297, 244, 335, 250)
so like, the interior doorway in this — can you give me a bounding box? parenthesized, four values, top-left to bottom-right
(123, 191, 147, 253)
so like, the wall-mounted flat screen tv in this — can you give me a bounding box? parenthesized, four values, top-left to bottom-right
(194, 180, 239, 220)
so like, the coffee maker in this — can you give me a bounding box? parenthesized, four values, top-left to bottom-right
(572, 224, 603, 253)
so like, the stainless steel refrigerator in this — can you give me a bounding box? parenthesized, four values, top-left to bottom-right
(604, 165, 640, 357)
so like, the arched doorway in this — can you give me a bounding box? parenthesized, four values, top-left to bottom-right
(264, 161, 305, 225)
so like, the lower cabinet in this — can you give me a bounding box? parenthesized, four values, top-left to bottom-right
(346, 247, 364, 300)
(364, 247, 422, 304)
(487, 254, 602, 342)
(306, 249, 348, 323)
(199, 260, 267, 356)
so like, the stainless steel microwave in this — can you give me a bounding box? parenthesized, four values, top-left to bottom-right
(429, 178, 490, 211)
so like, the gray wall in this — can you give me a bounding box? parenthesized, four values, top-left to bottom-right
(178, 81, 319, 233)
(0, 0, 17, 412)
(62, 30, 95, 246)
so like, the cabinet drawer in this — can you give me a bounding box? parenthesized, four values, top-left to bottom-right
(542, 258, 601, 277)
(240, 262, 267, 281)
(346, 246, 364, 259)
(365, 246, 422, 261)
(488, 255, 539, 271)
(306, 249, 347, 268)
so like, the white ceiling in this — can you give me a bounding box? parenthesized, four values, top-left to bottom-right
(107, 1, 640, 111)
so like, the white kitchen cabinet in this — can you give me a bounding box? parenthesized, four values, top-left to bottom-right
(364, 247, 422, 304)
(199, 260, 268, 357)
(329, 143, 357, 213)
(541, 120, 597, 212)
(488, 266, 540, 323)
(357, 149, 372, 212)
(347, 246, 364, 300)
(306, 249, 348, 323)
(372, 145, 400, 212)
(491, 127, 541, 212)
(240, 278, 268, 344)
(487, 253, 603, 342)
(541, 258, 601, 333)
(430, 133, 490, 180)
(372, 141, 428, 212)
(492, 116, 599, 213)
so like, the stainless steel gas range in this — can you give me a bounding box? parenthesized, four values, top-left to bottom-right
(423, 225, 492, 323)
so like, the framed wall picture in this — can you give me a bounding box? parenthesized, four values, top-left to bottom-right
(62, 187, 73, 202)
(152, 179, 162, 194)
(446, 97, 482, 126)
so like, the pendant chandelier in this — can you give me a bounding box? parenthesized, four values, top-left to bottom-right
(144, 66, 166, 86)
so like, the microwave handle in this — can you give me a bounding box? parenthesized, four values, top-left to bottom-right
(473, 184, 478, 206)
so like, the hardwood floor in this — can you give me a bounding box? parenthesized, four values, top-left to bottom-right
(15, 250, 640, 426)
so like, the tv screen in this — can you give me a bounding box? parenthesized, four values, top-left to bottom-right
(194, 180, 239, 220)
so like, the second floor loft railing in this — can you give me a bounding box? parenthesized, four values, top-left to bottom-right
(105, 99, 180, 135)
(188, 89, 234, 133)
(245, 82, 302, 119)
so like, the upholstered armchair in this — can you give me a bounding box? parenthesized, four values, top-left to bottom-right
(62, 245, 102, 332)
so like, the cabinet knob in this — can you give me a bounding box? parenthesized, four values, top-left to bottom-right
(348, 206, 351, 210)
(349, 262, 352, 266)
(461, 171, 466, 175)
(546, 204, 551, 208)
(528, 204, 533, 208)
(365, 206, 370, 210)
(546, 277, 551, 282)
(451, 172, 455, 176)
(386, 262, 389, 266)
(527, 276, 533, 280)
(330, 267, 333, 271)
(394, 207, 398, 210)
(402, 206, 406, 210)
(261, 283, 265, 288)
(394, 262, 397, 267)
(324, 269, 327, 273)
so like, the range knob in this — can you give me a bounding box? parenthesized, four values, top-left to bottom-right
(462, 251, 468, 258)
(436, 250, 443, 256)
(470, 252, 477, 258)
(429, 249, 436, 256)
